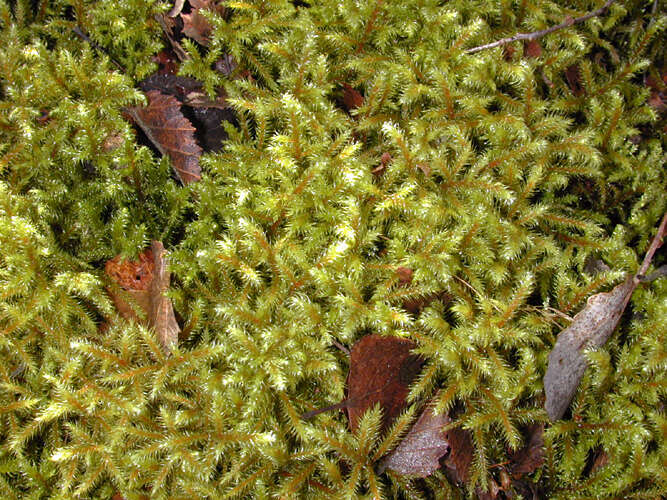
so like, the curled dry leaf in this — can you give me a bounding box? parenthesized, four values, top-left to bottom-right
(105, 241, 180, 353)
(182, 0, 227, 46)
(378, 401, 451, 477)
(125, 90, 202, 184)
(544, 212, 666, 420)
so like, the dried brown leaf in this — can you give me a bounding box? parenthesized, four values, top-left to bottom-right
(342, 83, 364, 112)
(524, 40, 542, 58)
(379, 402, 451, 477)
(346, 335, 424, 433)
(126, 90, 202, 184)
(508, 424, 544, 478)
(149, 241, 179, 352)
(182, 0, 226, 46)
(442, 425, 474, 485)
(105, 241, 180, 354)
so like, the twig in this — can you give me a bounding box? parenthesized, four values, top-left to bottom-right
(72, 26, 124, 71)
(466, 0, 616, 54)
(636, 212, 667, 279)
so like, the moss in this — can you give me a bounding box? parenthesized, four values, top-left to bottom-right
(0, 0, 665, 498)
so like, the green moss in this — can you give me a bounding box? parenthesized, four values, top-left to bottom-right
(0, 0, 665, 498)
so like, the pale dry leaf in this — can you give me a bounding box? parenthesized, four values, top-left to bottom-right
(105, 241, 180, 354)
(544, 275, 636, 420)
(379, 402, 450, 477)
(149, 241, 180, 352)
(544, 212, 666, 420)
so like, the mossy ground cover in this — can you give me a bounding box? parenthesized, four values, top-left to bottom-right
(0, 0, 665, 498)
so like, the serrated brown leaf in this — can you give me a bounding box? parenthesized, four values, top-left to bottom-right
(347, 335, 424, 433)
(544, 213, 666, 420)
(139, 74, 234, 152)
(379, 401, 450, 477)
(105, 241, 180, 354)
(126, 90, 202, 184)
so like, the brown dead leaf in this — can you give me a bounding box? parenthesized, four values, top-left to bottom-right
(508, 424, 544, 478)
(346, 335, 424, 433)
(379, 401, 451, 477)
(544, 212, 666, 420)
(372, 152, 392, 175)
(342, 83, 364, 112)
(105, 241, 180, 353)
(126, 90, 202, 184)
(524, 40, 542, 58)
(182, 0, 226, 46)
(442, 424, 474, 485)
(301, 334, 424, 434)
(565, 64, 585, 97)
(396, 266, 414, 285)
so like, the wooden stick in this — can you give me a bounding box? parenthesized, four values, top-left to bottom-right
(466, 0, 616, 54)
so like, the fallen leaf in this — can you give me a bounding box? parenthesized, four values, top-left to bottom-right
(140, 73, 228, 109)
(544, 213, 666, 420)
(182, 0, 226, 46)
(139, 74, 235, 152)
(524, 40, 542, 58)
(149, 241, 180, 352)
(105, 241, 180, 353)
(378, 401, 451, 477)
(442, 424, 474, 485)
(152, 49, 179, 75)
(342, 83, 364, 112)
(396, 266, 413, 285)
(125, 90, 202, 184)
(544, 275, 636, 420)
(346, 335, 424, 433)
(372, 152, 392, 175)
(565, 64, 585, 97)
(508, 424, 544, 478)
(301, 334, 424, 433)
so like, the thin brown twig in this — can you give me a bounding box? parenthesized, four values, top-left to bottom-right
(466, 0, 616, 54)
(72, 26, 124, 71)
(636, 212, 667, 279)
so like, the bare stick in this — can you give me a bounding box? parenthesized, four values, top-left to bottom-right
(636, 212, 667, 279)
(466, 0, 616, 54)
(72, 26, 124, 71)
